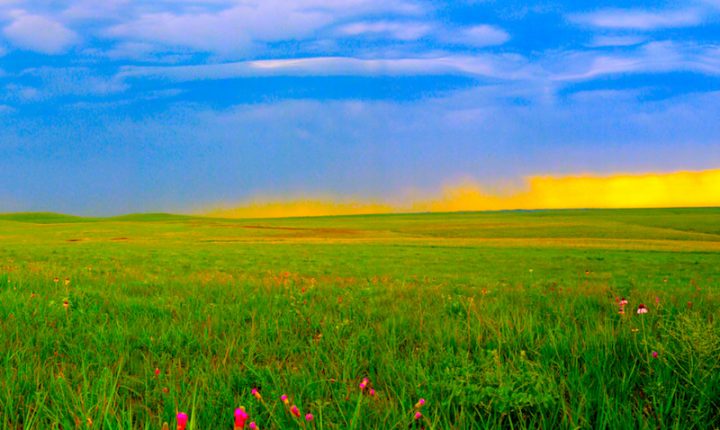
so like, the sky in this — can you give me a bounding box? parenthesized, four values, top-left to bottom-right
(0, 0, 719, 216)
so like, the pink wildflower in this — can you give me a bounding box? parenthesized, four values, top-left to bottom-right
(652, 351, 659, 359)
(620, 298, 628, 306)
(251, 388, 262, 400)
(305, 413, 314, 421)
(280, 394, 289, 405)
(290, 405, 301, 418)
(415, 398, 425, 409)
(637, 304, 648, 314)
(359, 377, 369, 391)
(369, 388, 376, 397)
(248, 423, 257, 430)
(235, 408, 248, 428)
(414, 411, 422, 420)
(176, 412, 188, 430)
(154, 368, 161, 377)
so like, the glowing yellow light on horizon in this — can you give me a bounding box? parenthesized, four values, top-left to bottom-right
(207, 168, 720, 218)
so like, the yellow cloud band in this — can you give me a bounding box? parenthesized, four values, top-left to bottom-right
(207, 168, 720, 218)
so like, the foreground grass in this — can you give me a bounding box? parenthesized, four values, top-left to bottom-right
(0, 209, 719, 429)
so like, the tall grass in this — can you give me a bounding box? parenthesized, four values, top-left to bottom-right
(0, 209, 718, 428)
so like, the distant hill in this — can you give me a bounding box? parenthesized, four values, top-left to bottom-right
(0, 212, 200, 224)
(0, 212, 96, 224)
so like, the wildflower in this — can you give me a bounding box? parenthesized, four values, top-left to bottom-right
(369, 388, 376, 397)
(235, 408, 249, 429)
(655, 296, 660, 305)
(162, 387, 169, 394)
(620, 298, 628, 306)
(415, 398, 425, 409)
(687, 301, 693, 309)
(281, 394, 289, 405)
(64, 278, 70, 286)
(359, 377, 369, 391)
(54, 277, 59, 283)
(618, 307, 625, 315)
(305, 413, 314, 421)
(414, 411, 422, 420)
(154, 368, 161, 377)
(176, 412, 188, 430)
(585, 270, 590, 276)
(637, 304, 648, 314)
(251, 388, 262, 400)
(652, 351, 659, 359)
(248, 423, 257, 430)
(63, 300, 69, 309)
(290, 405, 301, 418)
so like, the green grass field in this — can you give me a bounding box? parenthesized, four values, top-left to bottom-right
(1, 208, 719, 429)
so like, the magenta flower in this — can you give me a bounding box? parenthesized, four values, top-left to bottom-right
(280, 394, 289, 405)
(369, 388, 376, 397)
(176, 412, 188, 430)
(652, 351, 659, 358)
(414, 411, 422, 420)
(251, 388, 262, 400)
(359, 377, 369, 391)
(290, 405, 301, 418)
(235, 408, 249, 428)
(415, 398, 425, 409)
(248, 423, 257, 430)
(305, 413, 314, 421)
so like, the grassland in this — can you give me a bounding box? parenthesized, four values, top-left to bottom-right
(0, 208, 719, 429)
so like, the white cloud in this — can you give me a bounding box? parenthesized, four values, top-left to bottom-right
(571, 8, 703, 30)
(100, 41, 193, 63)
(551, 42, 720, 81)
(442, 24, 510, 47)
(4, 83, 41, 101)
(118, 54, 532, 81)
(116, 39, 720, 88)
(106, 0, 427, 54)
(336, 21, 509, 47)
(61, 0, 133, 21)
(3, 12, 78, 54)
(588, 35, 646, 47)
(1, 67, 128, 102)
(28, 67, 128, 96)
(338, 21, 433, 41)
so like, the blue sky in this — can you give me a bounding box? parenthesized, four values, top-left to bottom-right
(0, 0, 719, 214)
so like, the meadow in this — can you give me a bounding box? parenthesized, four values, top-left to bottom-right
(0, 208, 719, 429)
